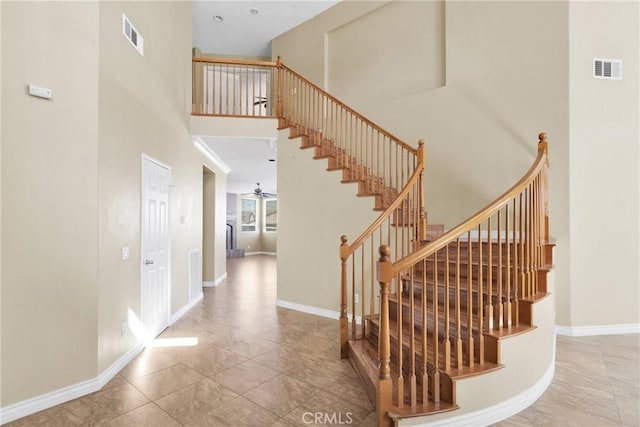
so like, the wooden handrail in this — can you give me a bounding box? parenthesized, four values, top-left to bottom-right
(392, 133, 549, 273)
(192, 56, 277, 67)
(346, 141, 425, 255)
(280, 64, 417, 155)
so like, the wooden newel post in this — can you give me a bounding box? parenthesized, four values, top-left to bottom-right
(276, 55, 284, 118)
(340, 235, 349, 359)
(417, 139, 427, 242)
(538, 132, 550, 243)
(377, 245, 393, 427)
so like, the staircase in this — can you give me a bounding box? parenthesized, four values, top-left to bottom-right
(192, 56, 555, 426)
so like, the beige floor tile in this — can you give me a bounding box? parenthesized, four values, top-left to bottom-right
(244, 374, 320, 417)
(321, 375, 374, 411)
(284, 390, 372, 426)
(120, 350, 179, 381)
(183, 396, 280, 427)
(62, 383, 150, 425)
(102, 373, 130, 391)
(101, 403, 180, 427)
(225, 335, 279, 358)
(130, 363, 205, 400)
(180, 346, 248, 377)
(3, 406, 84, 427)
(155, 378, 238, 424)
(214, 360, 280, 394)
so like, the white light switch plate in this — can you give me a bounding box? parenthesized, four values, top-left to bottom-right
(121, 247, 130, 260)
(28, 84, 53, 99)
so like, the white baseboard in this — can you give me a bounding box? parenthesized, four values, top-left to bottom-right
(0, 343, 144, 425)
(170, 292, 203, 325)
(0, 293, 207, 425)
(245, 251, 276, 256)
(276, 299, 340, 320)
(203, 272, 227, 288)
(556, 323, 640, 337)
(275, 299, 362, 324)
(214, 272, 228, 285)
(422, 357, 555, 427)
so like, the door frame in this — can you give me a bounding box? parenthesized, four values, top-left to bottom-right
(141, 153, 172, 342)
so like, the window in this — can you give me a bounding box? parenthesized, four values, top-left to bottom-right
(241, 198, 257, 232)
(264, 199, 277, 232)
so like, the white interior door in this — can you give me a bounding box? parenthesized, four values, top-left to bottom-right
(142, 156, 171, 340)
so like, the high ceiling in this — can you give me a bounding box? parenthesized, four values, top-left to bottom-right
(192, 1, 339, 195)
(193, 1, 339, 58)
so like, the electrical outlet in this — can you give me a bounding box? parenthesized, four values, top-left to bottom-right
(121, 322, 129, 337)
(355, 293, 360, 304)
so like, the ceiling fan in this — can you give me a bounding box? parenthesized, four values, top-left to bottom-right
(253, 96, 267, 108)
(242, 182, 276, 198)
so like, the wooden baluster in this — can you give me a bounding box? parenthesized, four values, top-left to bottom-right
(191, 61, 196, 113)
(409, 264, 416, 407)
(432, 251, 440, 402)
(421, 258, 429, 403)
(370, 239, 375, 321)
(376, 131, 381, 195)
(495, 211, 503, 331)
(252, 66, 256, 116)
(340, 236, 349, 358)
(351, 255, 356, 339)
(528, 184, 533, 296)
(533, 178, 538, 294)
(397, 262, 404, 406)
(376, 246, 393, 427)
(361, 247, 365, 339)
(519, 192, 526, 299)
(204, 64, 209, 114)
(443, 246, 451, 372)
(243, 66, 248, 116)
(455, 238, 463, 369)
(477, 224, 484, 365)
(417, 141, 427, 241)
(466, 231, 474, 366)
(504, 204, 511, 328)
(512, 198, 519, 326)
(486, 217, 493, 330)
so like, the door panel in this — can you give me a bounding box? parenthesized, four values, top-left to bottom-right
(142, 157, 171, 340)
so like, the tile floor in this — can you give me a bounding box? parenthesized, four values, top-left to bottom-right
(5, 255, 639, 426)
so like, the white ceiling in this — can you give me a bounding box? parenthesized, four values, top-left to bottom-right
(200, 136, 278, 195)
(193, 1, 339, 195)
(193, 0, 339, 58)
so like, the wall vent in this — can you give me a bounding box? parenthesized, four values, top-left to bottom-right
(593, 58, 622, 80)
(122, 14, 144, 56)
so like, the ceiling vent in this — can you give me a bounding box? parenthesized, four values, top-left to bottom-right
(122, 14, 144, 56)
(593, 58, 622, 80)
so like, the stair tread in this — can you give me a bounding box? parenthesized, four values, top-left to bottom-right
(388, 401, 459, 419)
(364, 314, 504, 376)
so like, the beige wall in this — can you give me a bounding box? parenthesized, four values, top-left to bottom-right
(277, 129, 378, 311)
(273, 1, 571, 319)
(1, 0, 228, 409)
(97, 1, 226, 371)
(568, 1, 640, 326)
(203, 168, 215, 282)
(1, 2, 100, 405)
